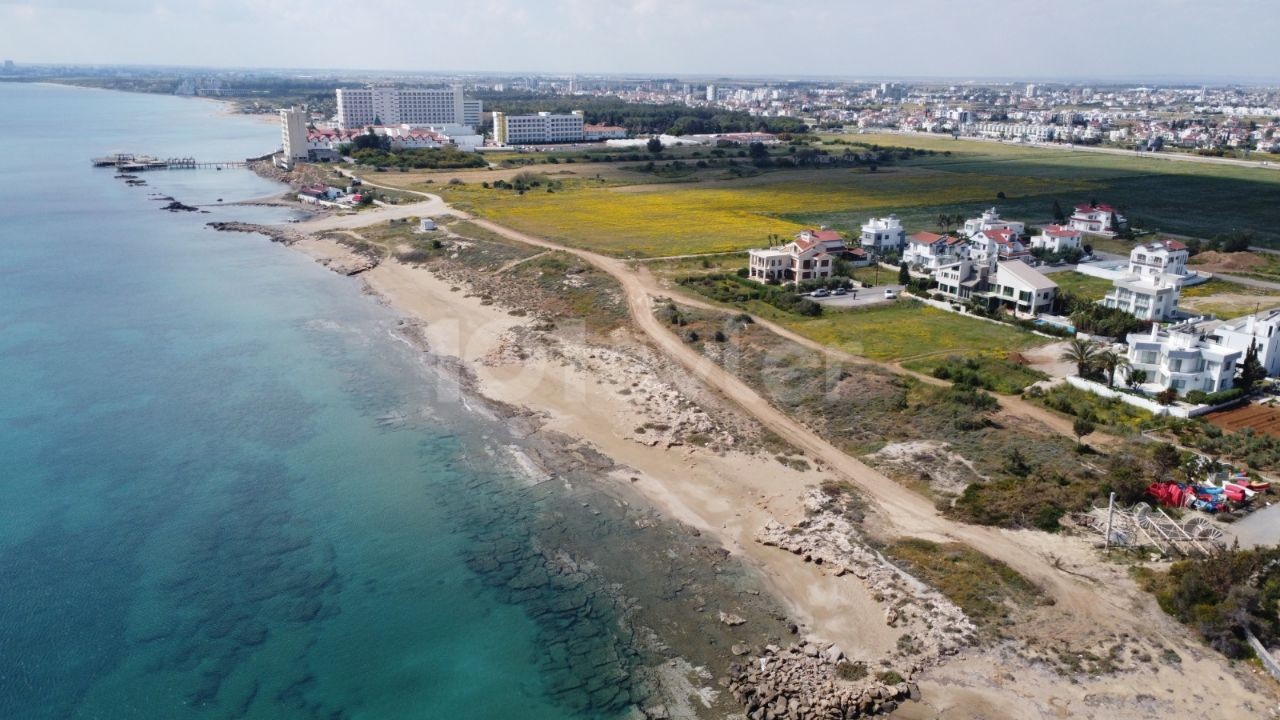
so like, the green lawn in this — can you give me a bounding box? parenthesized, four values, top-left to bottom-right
(901, 353, 1048, 394)
(751, 299, 1051, 362)
(1051, 271, 1115, 300)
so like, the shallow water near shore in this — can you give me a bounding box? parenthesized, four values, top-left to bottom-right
(0, 82, 793, 719)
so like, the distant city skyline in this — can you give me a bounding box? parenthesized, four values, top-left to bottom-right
(1, 0, 1278, 83)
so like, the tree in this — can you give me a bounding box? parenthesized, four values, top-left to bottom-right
(898, 262, 910, 285)
(1155, 388, 1178, 406)
(1003, 447, 1032, 476)
(748, 141, 769, 161)
(1051, 199, 1066, 224)
(646, 136, 664, 154)
(1127, 368, 1148, 389)
(1151, 442, 1181, 476)
(1097, 349, 1129, 387)
(1060, 338, 1100, 378)
(1072, 417, 1096, 448)
(1239, 339, 1266, 392)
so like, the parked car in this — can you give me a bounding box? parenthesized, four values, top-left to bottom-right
(833, 287, 847, 296)
(812, 288, 830, 298)
(884, 289, 898, 299)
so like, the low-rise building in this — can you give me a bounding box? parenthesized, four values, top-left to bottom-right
(1069, 202, 1128, 235)
(1101, 240, 1189, 320)
(493, 111, 586, 144)
(1212, 309, 1280, 377)
(1030, 225, 1083, 254)
(859, 215, 906, 254)
(1126, 325, 1240, 396)
(970, 229, 1029, 263)
(963, 207, 1025, 236)
(991, 260, 1058, 315)
(902, 231, 966, 272)
(583, 124, 627, 141)
(747, 229, 844, 284)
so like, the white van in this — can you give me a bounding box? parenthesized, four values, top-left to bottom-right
(884, 289, 898, 300)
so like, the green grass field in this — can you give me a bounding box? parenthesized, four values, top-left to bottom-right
(812, 133, 1280, 246)
(1050, 271, 1115, 300)
(750, 300, 1051, 362)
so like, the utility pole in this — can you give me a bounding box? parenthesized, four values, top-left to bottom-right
(1104, 492, 1116, 554)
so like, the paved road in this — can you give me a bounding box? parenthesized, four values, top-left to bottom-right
(810, 285, 905, 308)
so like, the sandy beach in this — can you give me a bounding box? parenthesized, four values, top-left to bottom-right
(277, 211, 1280, 719)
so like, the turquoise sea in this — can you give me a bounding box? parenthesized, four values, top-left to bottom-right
(0, 83, 677, 719)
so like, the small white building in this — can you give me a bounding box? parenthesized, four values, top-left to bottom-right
(963, 207, 1025, 237)
(1030, 225, 1083, 254)
(1212, 309, 1280, 377)
(1068, 203, 1128, 235)
(1126, 239, 1189, 279)
(1126, 325, 1240, 396)
(859, 215, 906, 254)
(1104, 275, 1182, 321)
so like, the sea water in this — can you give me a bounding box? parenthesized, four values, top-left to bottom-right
(0, 83, 649, 719)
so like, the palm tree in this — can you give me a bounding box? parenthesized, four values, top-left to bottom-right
(1060, 338, 1100, 378)
(1096, 349, 1129, 387)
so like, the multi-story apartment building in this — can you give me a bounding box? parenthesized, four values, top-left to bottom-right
(335, 85, 482, 129)
(493, 111, 586, 145)
(859, 215, 906, 254)
(903, 232, 967, 272)
(1102, 240, 1189, 321)
(1126, 325, 1240, 396)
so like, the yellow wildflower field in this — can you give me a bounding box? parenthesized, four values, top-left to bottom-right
(440, 167, 1092, 258)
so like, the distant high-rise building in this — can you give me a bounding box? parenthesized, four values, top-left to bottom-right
(278, 107, 310, 170)
(1025, 83, 1038, 98)
(568, 75, 576, 93)
(335, 85, 482, 129)
(706, 84, 716, 102)
(2, 60, 14, 74)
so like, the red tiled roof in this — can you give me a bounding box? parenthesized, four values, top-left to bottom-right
(1162, 239, 1187, 251)
(800, 229, 843, 242)
(1074, 203, 1118, 214)
(1040, 224, 1080, 237)
(910, 231, 945, 244)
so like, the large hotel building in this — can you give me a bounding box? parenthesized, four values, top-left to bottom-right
(335, 85, 482, 129)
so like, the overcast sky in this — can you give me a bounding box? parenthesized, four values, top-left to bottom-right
(1, 0, 1276, 82)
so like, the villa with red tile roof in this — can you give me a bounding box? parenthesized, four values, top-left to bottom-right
(902, 231, 967, 272)
(747, 229, 846, 284)
(1069, 202, 1129, 235)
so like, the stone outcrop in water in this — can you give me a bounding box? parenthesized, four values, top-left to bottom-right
(161, 200, 198, 212)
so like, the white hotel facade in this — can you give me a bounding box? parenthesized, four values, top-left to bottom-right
(336, 85, 482, 129)
(493, 111, 586, 145)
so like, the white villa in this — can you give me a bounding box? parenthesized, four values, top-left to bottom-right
(963, 207, 1025, 237)
(970, 229, 1030, 262)
(1102, 240, 1189, 321)
(1069, 203, 1128, 235)
(992, 260, 1058, 314)
(1030, 225, 1083, 254)
(747, 229, 845, 284)
(934, 246, 1057, 315)
(902, 231, 967, 272)
(1212, 309, 1280, 377)
(1125, 324, 1240, 396)
(859, 215, 906, 254)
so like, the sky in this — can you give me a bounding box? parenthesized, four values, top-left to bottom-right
(1, 0, 1277, 82)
